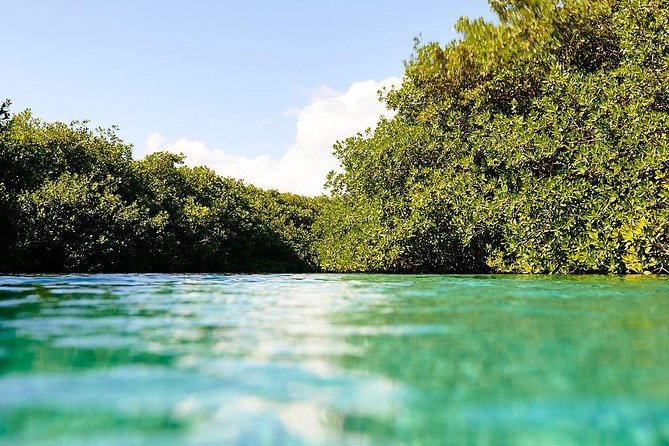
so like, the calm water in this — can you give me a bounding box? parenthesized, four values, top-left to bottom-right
(1, 274, 669, 445)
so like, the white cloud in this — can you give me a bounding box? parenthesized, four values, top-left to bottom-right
(144, 132, 165, 152)
(140, 76, 400, 196)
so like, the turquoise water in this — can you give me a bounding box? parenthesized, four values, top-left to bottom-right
(1, 274, 668, 445)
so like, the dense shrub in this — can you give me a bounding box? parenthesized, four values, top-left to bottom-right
(3, 0, 667, 274)
(315, 0, 669, 274)
(0, 111, 322, 273)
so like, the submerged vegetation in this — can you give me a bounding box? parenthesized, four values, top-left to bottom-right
(1, 0, 668, 274)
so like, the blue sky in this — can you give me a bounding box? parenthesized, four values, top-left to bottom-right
(3, 1, 495, 194)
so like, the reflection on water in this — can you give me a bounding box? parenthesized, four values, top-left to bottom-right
(1, 274, 669, 445)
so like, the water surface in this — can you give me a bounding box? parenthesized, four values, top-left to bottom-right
(1, 274, 668, 445)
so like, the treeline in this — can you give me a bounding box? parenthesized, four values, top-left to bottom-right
(0, 107, 323, 273)
(315, 0, 669, 274)
(2, 0, 668, 274)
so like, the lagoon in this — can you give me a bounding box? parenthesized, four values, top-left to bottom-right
(1, 274, 668, 445)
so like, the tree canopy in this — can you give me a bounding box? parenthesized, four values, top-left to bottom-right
(0, 111, 322, 272)
(2, 0, 667, 274)
(315, 0, 669, 274)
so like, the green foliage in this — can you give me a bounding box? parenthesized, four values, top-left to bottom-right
(18, 172, 165, 271)
(0, 108, 324, 273)
(316, 0, 669, 274)
(0, 99, 11, 126)
(247, 189, 325, 271)
(3, 0, 667, 274)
